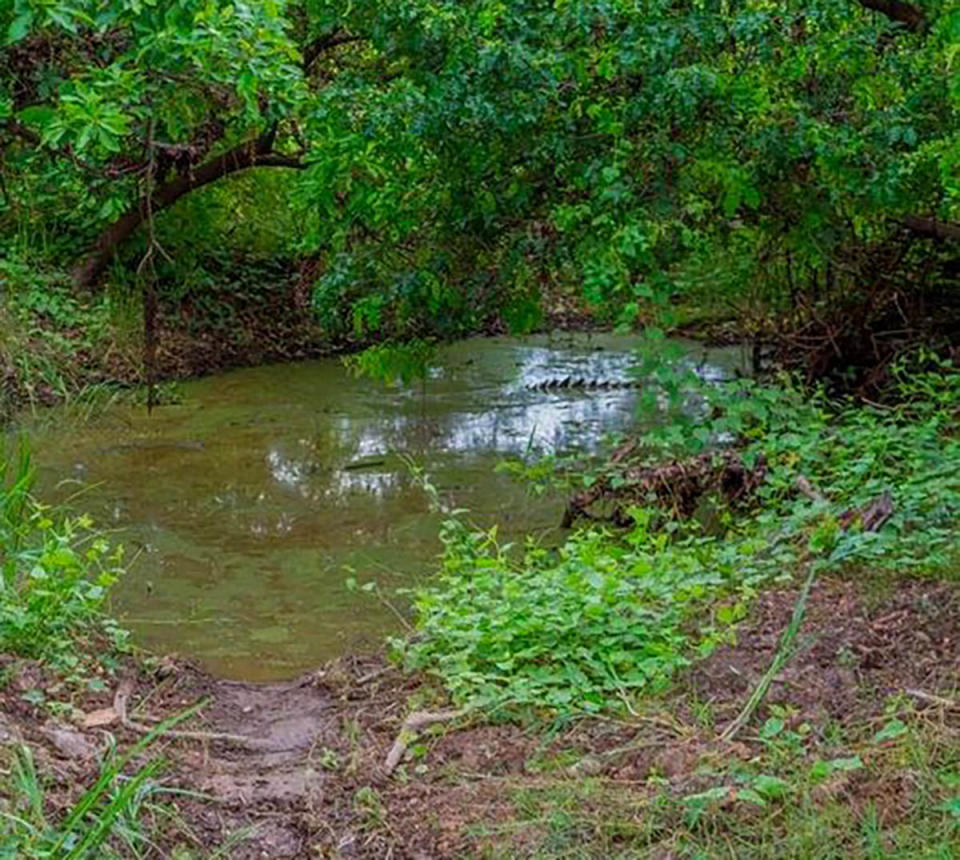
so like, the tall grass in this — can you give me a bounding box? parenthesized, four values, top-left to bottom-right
(1, 706, 201, 858)
(0, 443, 33, 558)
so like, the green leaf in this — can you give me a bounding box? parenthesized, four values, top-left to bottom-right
(736, 787, 767, 806)
(759, 716, 784, 739)
(750, 775, 791, 799)
(7, 11, 33, 44)
(682, 786, 732, 806)
(937, 798, 960, 819)
(873, 719, 908, 744)
(827, 756, 864, 772)
(17, 106, 56, 128)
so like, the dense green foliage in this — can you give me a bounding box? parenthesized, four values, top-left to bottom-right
(2, 0, 958, 352)
(0, 448, 127, 671)
(400, 365, 960, 714)
(1, 4, 959, 852)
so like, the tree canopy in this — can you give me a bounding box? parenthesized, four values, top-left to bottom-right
(2, 0, 958, 344)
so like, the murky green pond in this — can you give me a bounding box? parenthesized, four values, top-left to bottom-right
(24, 334, 744, 680)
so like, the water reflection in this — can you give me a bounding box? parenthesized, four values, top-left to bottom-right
(24, 334, 746, 680)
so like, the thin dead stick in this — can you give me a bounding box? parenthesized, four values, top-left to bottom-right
(216, 669, 323, 692)
(375, 589, 415, 634)
(357, 666, 391, 685)
(904, 688, 960, 710)
(568, 739, 671, 777)
(794, 475, 827, 503)
(719, 559, 819, 743)
(383, 709, 467, 774)
(719, 483, 895, 743)
(113, 680, 271, 749)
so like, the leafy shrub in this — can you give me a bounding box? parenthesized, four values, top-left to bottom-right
(400, 367, 960, 715)
(398, 516, 760, 713)
(0, 446, 128, 671)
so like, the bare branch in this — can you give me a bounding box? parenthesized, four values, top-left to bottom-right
(302, 31, 366, 70)
(901, 215, 960, 242)
(72, 137, 303, 287)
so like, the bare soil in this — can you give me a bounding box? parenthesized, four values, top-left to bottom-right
(2, 574, 958, 858)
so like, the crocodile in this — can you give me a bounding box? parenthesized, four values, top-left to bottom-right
(525, 376, 641, 393)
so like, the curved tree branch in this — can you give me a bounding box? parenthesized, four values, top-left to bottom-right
(901, 215, 960, 242)
(72, 135, 304, 287)
(302, 31, 366, 71)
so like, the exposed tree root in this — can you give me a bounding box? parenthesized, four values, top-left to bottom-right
(384, 709, 468, 775)
(904, 688, 960, 711)
(767, 232, 960, 398)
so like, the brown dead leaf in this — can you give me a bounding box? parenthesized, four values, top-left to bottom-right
(83, 707, 118, 728)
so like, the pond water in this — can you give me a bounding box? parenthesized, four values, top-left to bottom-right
(24, 334, 745, 680)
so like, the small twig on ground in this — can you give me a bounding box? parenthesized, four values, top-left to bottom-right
(218, 669, 325, 693)
(383, 709, 467, 774)
(904, 688, 960, 710)
(357, 666, 392, 685)
(113, 680, 270, 749)
(794, 475, 827, 503)
(568, 738, 673, 777)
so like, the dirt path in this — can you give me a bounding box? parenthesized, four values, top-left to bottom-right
(2, 574, 959, 857)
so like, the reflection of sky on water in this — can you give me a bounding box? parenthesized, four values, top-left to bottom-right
(430, 395, 630, 454)
(261, 342, 732, 506)
(264, 390, 640, 505)
(26, 333, 747, 680)
(265, 448, 312, 488)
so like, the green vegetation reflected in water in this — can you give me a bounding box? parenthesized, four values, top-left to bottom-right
(23, 334, 744, 680)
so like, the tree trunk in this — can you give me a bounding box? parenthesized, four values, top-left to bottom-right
(71, 137, 303, 287)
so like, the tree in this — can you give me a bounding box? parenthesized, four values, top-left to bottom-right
(1, 1, 316, 286)
(1, 0, 958, 354)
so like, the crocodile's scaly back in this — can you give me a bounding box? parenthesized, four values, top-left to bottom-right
(526, 376, 641, 393)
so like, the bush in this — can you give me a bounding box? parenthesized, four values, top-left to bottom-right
(399, 367, 960, 715)
(0, 445, 128, 672)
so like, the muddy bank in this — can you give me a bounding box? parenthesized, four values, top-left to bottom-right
(2, 573, 958, 858)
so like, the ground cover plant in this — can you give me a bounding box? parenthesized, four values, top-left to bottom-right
(0, 446, 128, 672)
(1, 0, 959, 855)
(400, 362, 960, 716)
